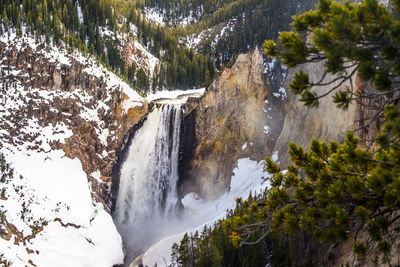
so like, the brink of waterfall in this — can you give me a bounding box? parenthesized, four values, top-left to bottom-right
(114, 104, 183, 264)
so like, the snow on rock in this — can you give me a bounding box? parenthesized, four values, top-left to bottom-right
(81, 57, 144, 112)
(140, 158, 271, 267)
(98, 25, 160, 78)
(77, 2, 84, 24)
(263, 125, 271, 135)
(99, 128, 110, 146)
(0, 28, 144, 150)
(241, 142, 248, 151)
(91, 170, 103, 183)
(143, 7, 166, 26)
(128, 38, 160, 78)
(143, 6, 203, 26)
(184, 16, 238, 51)
(273, 87, 287, 100)
(206, 17, 238, 49)
(271, 151, 279, 162)
(146, 88, 205, 104)
(185, 29, 213, 50)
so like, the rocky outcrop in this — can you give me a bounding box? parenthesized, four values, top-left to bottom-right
(272, 61, 356, 166)
(180, 49, 358, 200)
(0, 39, 148, 210)
(180, 49, 286, 199)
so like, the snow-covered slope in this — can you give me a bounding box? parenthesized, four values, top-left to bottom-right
(0, 28, 151, 266)
(0, 148, 123, 266)
(99, 25, 160, 78)
(143, 6, 203, 26)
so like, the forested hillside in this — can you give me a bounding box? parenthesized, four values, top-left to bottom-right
(137, 0, 318, 68)
(1, 0, 321, 91)
(0, 0, 216, 91)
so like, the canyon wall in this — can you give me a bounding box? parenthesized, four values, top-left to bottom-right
(180, 49, 357, 200)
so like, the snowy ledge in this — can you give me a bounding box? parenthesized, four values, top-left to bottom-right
(146, 88, 205, 105)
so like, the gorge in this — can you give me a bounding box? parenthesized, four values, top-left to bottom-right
(110, 49, 360, 266)
(1, 0, 395, 266)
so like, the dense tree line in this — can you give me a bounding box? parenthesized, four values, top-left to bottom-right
(135, 0, 318, 69)
(126, 8, 216, 89)
(0, 0, 322, 90)
(202, 0, 318, 68)
(170, 191, 328, 266)
(0, 0, 123, 70)
(0, 0, 216, 91)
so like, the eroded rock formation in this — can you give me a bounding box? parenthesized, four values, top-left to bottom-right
(180, 48, 358, 200)
(0, 40, 149, 210)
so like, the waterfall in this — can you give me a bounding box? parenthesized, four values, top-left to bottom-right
(114, 104, 182, 264)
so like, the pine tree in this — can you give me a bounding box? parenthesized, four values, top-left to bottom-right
(136, 68, 149, 93)
(264, 0, 400, 113)
(127, 64, 136, 84)
(3, 9, 8, 30)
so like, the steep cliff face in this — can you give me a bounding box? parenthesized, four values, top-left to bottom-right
(273, 61, 357, 166)
(180, 49, 357, 200)
(180, 49, 286, 199)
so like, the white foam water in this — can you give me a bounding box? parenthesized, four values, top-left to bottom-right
(114, 104, 182, 264)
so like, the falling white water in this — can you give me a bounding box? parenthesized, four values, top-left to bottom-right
(114, 104, 182, 264)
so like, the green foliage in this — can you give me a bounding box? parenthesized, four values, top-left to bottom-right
(136, 68, 150, 93)
(0, 0, 216, 90)
(263, 0, 400, 109)
(139, 0, 318, 70)
(261, 105, 400, 262)
(171, 188, 329, 266)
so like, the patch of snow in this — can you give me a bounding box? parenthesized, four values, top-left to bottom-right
(272, 87, 287, 100)
(129, 23, 138, 36)
(241, 142, 247, 151)
(185, 29, 212, 50)
(129, 38, 160, 77)
(97, 25, 160, 78)
(82, 58, 144, 112)
(263, 125, 270, 135)
(278, 87, 287, 99)
(99, 129, 109, 146)
(91, 170, 102, 183)
(143, 6, 203, 27)
(271, 151, 279, 162)
(143, 7, 165, 26)
(0, 146, 124, 266)
(211, 18, 237, 49)
(146, 88, 205, 104)
(77, 2, 84, 24)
